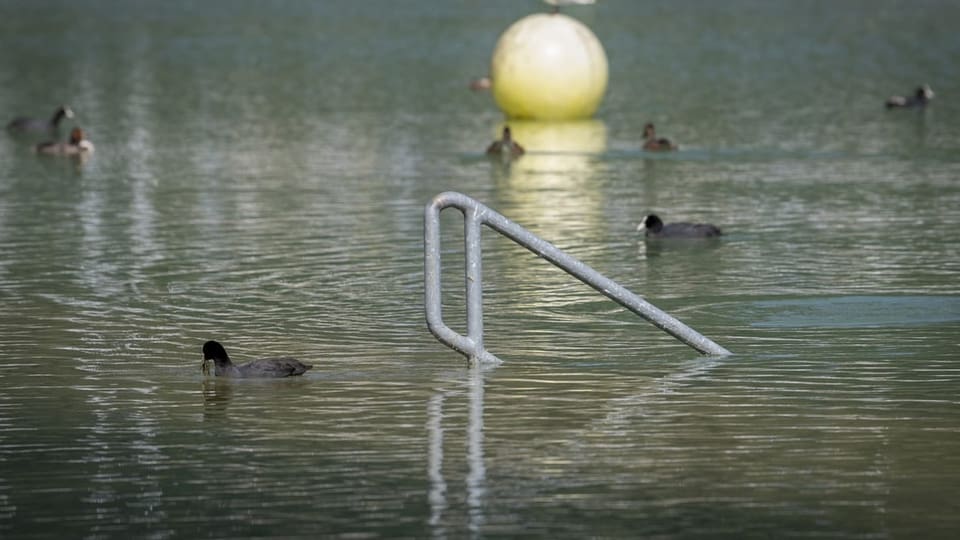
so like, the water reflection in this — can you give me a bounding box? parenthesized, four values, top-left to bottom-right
(427, 367, 489, 537)
(638, 235, 725, 259)
(426, 393, 446, 531)
(491, 119, 608, 250)
(594, 355, 723, 432)
(201, 378, 233, 419)
(465, 367, 486, 534)
(502, 120, 606, 155)
(493, 120, 606, 239)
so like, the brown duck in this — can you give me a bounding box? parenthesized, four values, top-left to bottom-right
(642, 123, 677, 152)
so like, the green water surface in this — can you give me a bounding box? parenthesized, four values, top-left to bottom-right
(1, 1, 959, 538)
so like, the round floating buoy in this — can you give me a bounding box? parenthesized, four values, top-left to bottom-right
(491, 13, 608, 121)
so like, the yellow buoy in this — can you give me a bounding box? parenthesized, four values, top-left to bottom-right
(491, 13, 608, 121)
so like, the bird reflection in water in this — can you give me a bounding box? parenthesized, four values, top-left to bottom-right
(201, 378, 234, 419)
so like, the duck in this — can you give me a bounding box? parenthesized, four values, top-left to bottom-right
(486, 126, 525, 159)
(35, 127, 94, 156)
(469, 76, 492, 92)
(885, 85, 934, 109)
(7, 105, 74, 133)
(202, 340, 313, 378)
(637, 214, 722, 238)
(642, 123, 677, 151)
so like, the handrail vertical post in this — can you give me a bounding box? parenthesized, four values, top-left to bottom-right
(425, 196, 502, 364)
(465, 207, 485, 354)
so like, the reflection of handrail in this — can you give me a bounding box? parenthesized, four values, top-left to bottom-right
(426, 370, 488, 533)
(424, 191, 732, 364)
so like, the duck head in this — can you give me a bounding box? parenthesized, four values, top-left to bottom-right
(69, 127, 84, 145)
(636, 214, 664, 233)
(56, 105, 74, 122)
(201, 340, 235, 375)
(203, 340, 230, 361)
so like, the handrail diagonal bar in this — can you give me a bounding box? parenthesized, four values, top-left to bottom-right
(475, 203, 732, 356)
(425, 191, 731, 363)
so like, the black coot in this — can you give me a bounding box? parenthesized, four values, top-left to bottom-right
(201, 340, 313, 378)
(637, 214, 722, 238)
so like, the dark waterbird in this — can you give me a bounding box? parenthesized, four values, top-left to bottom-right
(642, 122, 677, 152)
(637, 214, 722, 238)
(7, 105, 74, 133)
(201, 340, 313, 378)
(486, 126, 525, 159)
(885, 85, 934, 109)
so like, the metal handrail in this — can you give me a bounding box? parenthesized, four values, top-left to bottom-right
(424, 191, 731, 364)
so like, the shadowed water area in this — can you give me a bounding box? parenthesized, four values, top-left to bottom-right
(1, 0, 959, 537)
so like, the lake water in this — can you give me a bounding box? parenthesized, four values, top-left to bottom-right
(1, 1, 959, 538)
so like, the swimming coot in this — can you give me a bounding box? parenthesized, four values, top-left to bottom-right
(35, 127, 94, 156)
(201, 340, 313, 378)
(885, 85, 934, 109)
(7, 105, 74, 133)
(637, 214, 722, 238)
(486, 126, 525, 159)
(642, 123, 677, 152)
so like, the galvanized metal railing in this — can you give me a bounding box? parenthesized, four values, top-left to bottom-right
(424, 191, 732, 364)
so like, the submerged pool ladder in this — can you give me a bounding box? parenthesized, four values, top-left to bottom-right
(424, 192, 732, 364)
